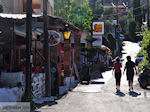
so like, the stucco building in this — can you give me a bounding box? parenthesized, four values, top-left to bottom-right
(103, 2, 127, 16)
(0, 0, 54, 15)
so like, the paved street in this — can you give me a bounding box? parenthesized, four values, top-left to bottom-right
(36, 41, 150, 112)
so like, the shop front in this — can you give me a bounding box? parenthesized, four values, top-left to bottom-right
(0, 14, 80, 101)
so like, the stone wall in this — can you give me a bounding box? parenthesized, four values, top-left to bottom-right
(32, 73, 45, 99)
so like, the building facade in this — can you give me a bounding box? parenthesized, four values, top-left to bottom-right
(103, 2, 127, 16)
(0, 0, 54, 16)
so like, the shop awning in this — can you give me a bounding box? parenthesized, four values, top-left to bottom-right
(15, 22, 43, 38)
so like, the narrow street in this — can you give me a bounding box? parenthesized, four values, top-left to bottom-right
(36, 41, 150, 112)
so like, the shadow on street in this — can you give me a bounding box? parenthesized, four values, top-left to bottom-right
(35, 101, 58, 112)
(90, 81, 105, 85)
(115, 91, 126, 97)
(90, 72, 103, 80)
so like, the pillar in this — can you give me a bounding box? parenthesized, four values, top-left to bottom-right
(74, 33, 81, 77)
(64, 39, 71, 77)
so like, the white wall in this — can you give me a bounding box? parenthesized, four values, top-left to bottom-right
(0, 0, 54, 15)
(0, 0, 23, 14)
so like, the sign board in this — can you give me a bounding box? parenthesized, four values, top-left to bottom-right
(48, 30, 61, 46)
(93, 22, 104, 35)
(92, 35, 102, 46)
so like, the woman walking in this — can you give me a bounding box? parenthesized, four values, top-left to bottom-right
(113, 57, 122, 92)
(123, 56, 137, 92)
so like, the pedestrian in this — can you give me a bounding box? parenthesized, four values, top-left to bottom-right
(113, 57, 122, 92)
(123, 56, 137, 92)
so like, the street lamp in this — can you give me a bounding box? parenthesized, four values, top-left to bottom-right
(63, 24, 71, 40)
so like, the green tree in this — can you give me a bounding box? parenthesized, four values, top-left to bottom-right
(128, 19, 136, 41)
(104, 20, 113, 36)
(54, 0, 92, 31)
(138, 30, 150, 70)
(95, 0, 103, 7)
(0, 1, 3, 13)
(119, 16, 128, 33)
(103, 7, 116, 20)
(71, 0, 93, 30)
(54, 0, 76, 21)
(93, 5, 104, 20)
(132, 0, 142, 27)
(106, 33, 116, 51)
(106, 33, 116, 57)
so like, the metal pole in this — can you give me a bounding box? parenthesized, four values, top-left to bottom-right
(43, 0, 51, 97)
(147, 0, 150, 30)
(102, 0, 104, 5)
(116, 0, 119, 25)
(25, 0, 32, 102)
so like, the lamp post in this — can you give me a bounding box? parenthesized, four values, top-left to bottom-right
(63, 24, 71, 78)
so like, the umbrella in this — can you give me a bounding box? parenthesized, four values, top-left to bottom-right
(101, 45, 111, 52)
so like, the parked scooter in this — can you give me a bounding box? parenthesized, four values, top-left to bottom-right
(138, 67, 150, 88)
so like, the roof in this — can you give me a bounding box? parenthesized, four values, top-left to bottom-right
(103, 3, 126, 8)
(112, 3, 126, 8)
(0, 13, 80, 32)
(0, 13, 42, 20)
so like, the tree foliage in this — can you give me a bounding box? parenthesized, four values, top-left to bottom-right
(71, 1, 93, 31)
(103, 33, 116, 57)
(138, 30, 150, 70)
(54, 0, 76, 21)
(119, 16, 128, 33)
(103, 7, 116, 20)
(128, 19, 136, 40)
(132, 0, 142, 27)
(54, 0, 93, 31)
(104, 20, 113, 36)
(122, 11, 137, 41)
(0, 1, 3, 13)
(93, 6, 104, 20)
(106, 33, 116, 51)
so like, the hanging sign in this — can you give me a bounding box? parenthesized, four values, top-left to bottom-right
(92, 35, 102, 46)
(48, 30, 61, 46)
(93, 22, 104, 35)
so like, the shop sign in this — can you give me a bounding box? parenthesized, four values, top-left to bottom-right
(93, 22, 104, 35)
(48, 30, 61, 46)
(92, 35, 102, 46)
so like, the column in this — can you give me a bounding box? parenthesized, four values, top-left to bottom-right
(64, 39, 71, 77)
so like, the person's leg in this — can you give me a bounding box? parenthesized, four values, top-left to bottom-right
(116, 80, 118, 90)
(118, 79, 121, 91)
(115, 72, 120, 91)
(130, 80, 133, 91)
(129, 80, 133, 91)
(115, 73, 118, 91)
(118, 72, 121, 91)
(128, 80, 131, 91)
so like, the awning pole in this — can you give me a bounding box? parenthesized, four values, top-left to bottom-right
(43, 0, 51, 97)
(25, 0, 32, 102)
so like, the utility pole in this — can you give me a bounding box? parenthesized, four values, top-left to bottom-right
(102, 0, 104, 5)
(43, 0, 51, 97)
(25, 0, 32, 102)
(116, 0, 119, 25)
(147, 0, 150, 30)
